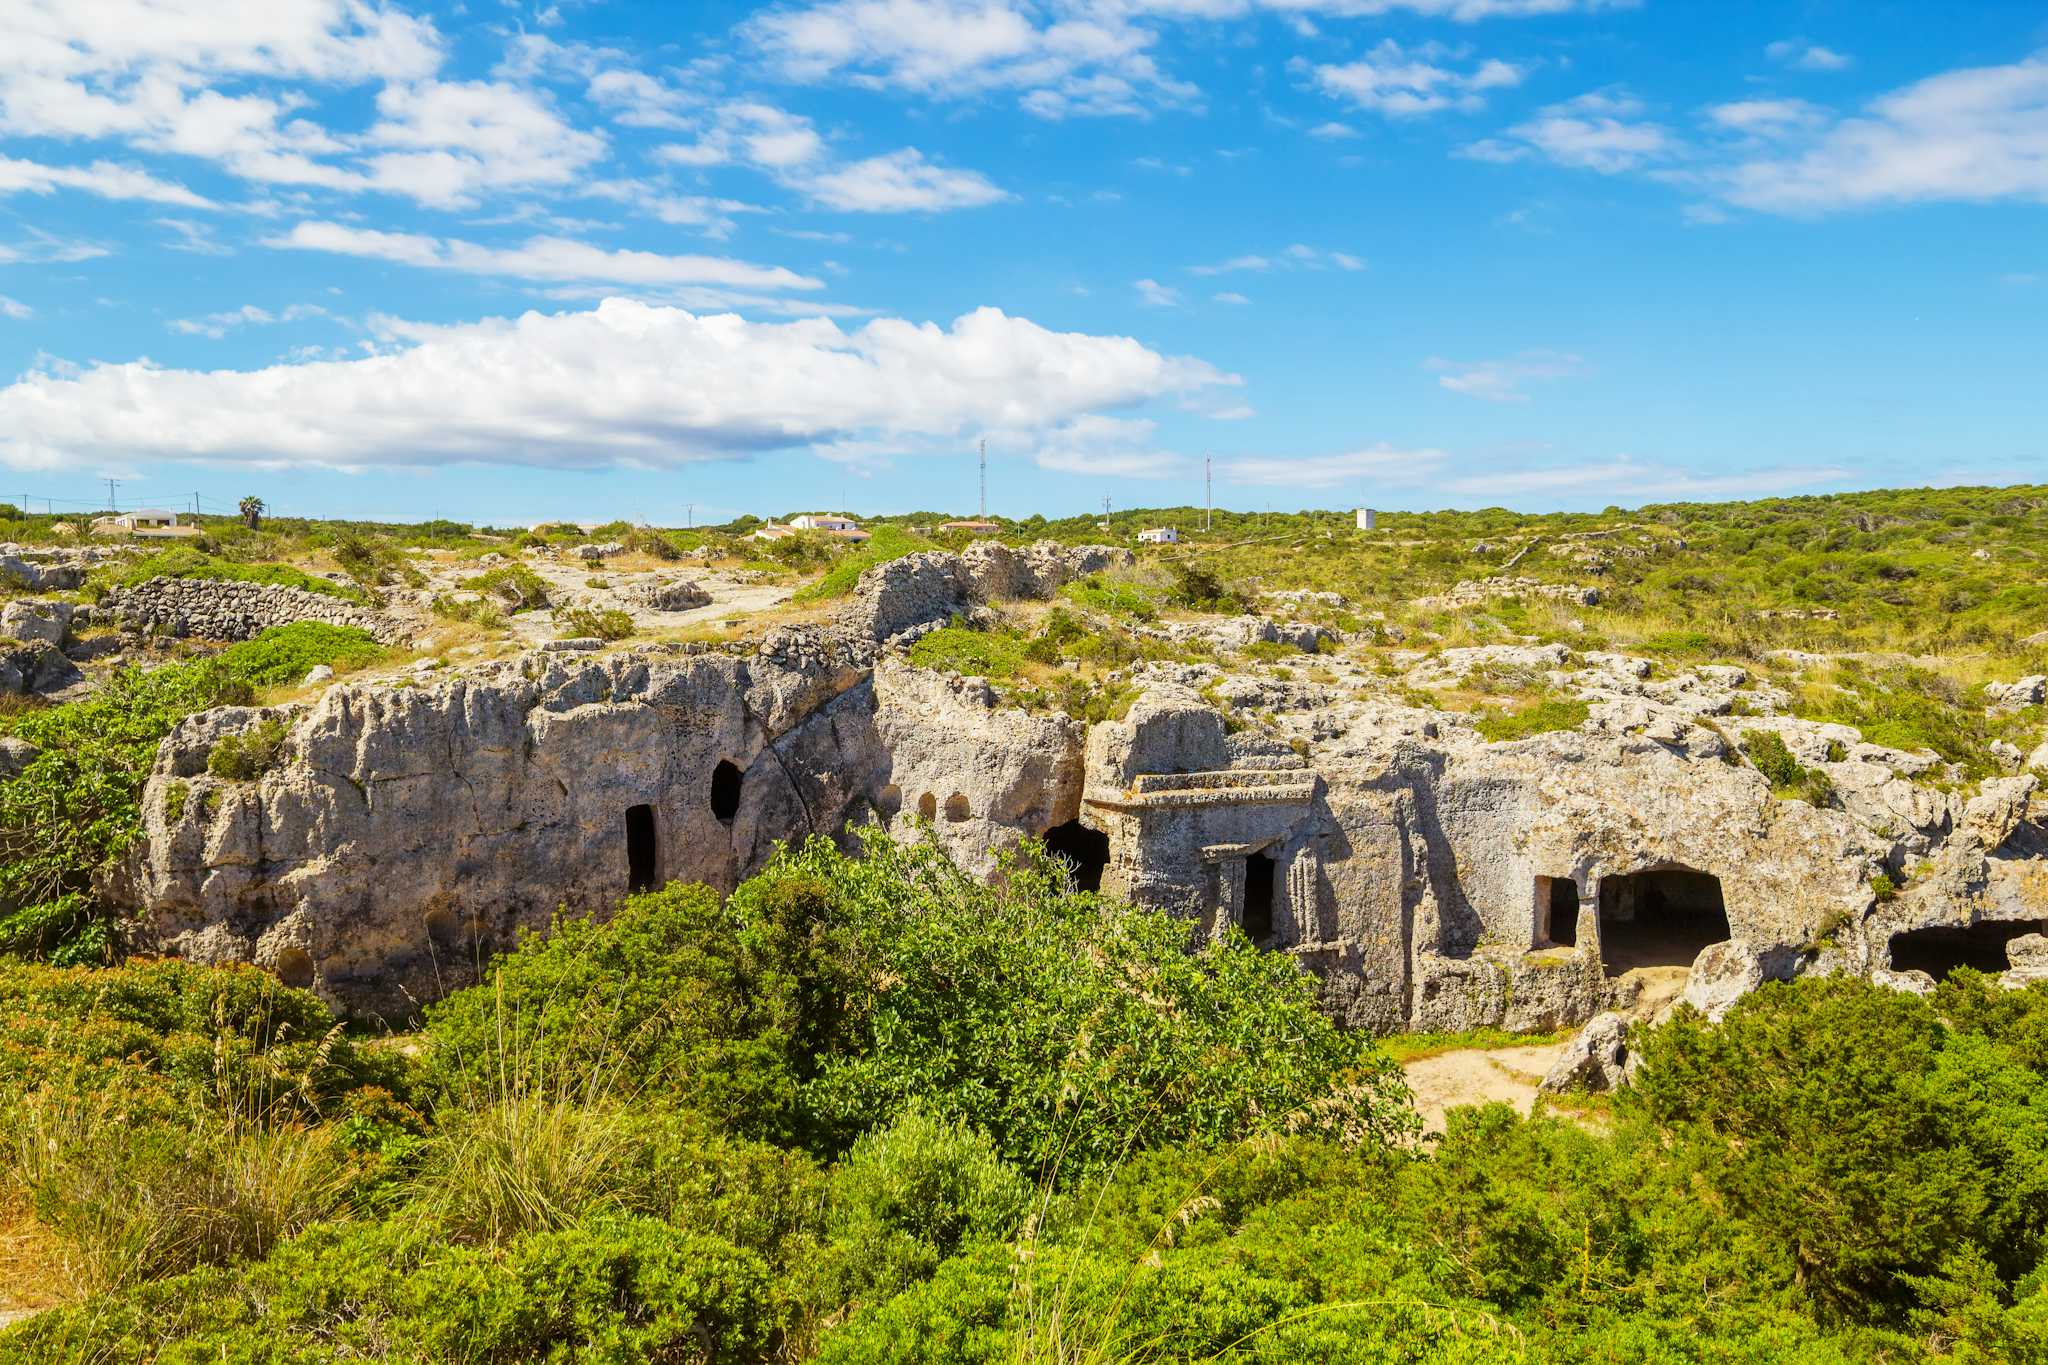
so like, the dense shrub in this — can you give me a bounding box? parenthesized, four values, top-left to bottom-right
(555, 605, 635, 641)
(461, 564, 549, 612)
(1474, 697, 1590, 742)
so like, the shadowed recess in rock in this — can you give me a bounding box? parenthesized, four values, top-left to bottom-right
(1889, 920, 2048, 981)
(1041, 819, 1109, 893)
(1599, 868, 1729, 977)
(626, 803, 658, 894)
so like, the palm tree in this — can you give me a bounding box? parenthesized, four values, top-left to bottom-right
(239, 495, 264, 530)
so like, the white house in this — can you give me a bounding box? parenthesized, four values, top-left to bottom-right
(91, 509, 196, 538)
(789, 513, 870, 543)
(1138, 527, 1179, 544)
(1355, 507, 1378, 531)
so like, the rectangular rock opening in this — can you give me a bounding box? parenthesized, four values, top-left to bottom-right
(625, 803, 658, 894)
(1888, 920, 2046, 982)
(1598, 867, 1728, 977)
(1042, 819, 1110, 894)
(1536, 875, 1579, 948)
(1242, 851, 1276, 945)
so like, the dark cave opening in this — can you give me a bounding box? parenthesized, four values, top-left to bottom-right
(626, 803, 659, 894)
(1042, 819, 1110, 893)
(1598, 868, 1729, 976)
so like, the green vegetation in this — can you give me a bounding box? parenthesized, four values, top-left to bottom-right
(906, 624, 1026, 679)
(206, 717, 290, 781)
(102, 548, 362, 602)
(1474, 697, 1591, 742)
(0, 623, 378, 963)
(460, 564, 549, 612)
(13, 859, 2048, 1360)
(1743, 729, 1836, 805)
(555, 605, 636, 641)
(791, 525, 939, 603)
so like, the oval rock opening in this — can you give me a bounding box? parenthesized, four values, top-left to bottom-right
(710, 760, 743, 825)
(274, 946, 315, 990)
(944, 793, 970, 823)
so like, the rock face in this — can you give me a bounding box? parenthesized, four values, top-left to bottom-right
(99, 577, 409, 645)
(1540, 1011, 1630, 1093)
(128, 547, 2048, 1031)
(0, 545, 97, 592)
(632, 578, 713, 612)
(841, 540, 1133, 642)
(1, 599, 74, 647)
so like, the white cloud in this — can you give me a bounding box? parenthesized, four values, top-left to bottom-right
(1718, 54, 2048, 213)
(801, 149, 1007, 212)
(1134, 278, 1182, 307)
(585, 68, 696, 130)
(1225, 443, 1448, 489)
(1766, 40, 1852, 73)
(168, 303, 328, 338)
(1307, 121, 1359, 139)
(1189, 244, 1362, 274)
(1467, 89, 1672, 173)
(1213, 291, 1250, 304)
(1426, 349, 1584, 401)
(0, 154, 215, 207)
(0, 296, 30, 320)
(364, 80, 606, 208)
(1308, 41, 1524, 119)
(268, 221, 824, 292)
(1706, 98, 1824, 133)
(744, 0, 1197, 120)
(0, 299, 1236, 471)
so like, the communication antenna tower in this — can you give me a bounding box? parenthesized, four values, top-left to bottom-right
(105, 477, 119, 512)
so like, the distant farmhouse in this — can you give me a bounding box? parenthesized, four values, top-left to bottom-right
(755, 513, 871, 544)
(91, 509, 199, 539)
(1138, 527, 1179, 545)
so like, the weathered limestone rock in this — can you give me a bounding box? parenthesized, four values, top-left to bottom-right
(632, 578, 713, 612)
(0, 735, 39, 779)
(1540, 1012, 1629, 1093)
(840, 542, 1133, 642)
(1986, 675, 2047, 712)
(1411, 577, 1601, 612)
(99, 577, 407, 645)
(1, 599, 73, 647)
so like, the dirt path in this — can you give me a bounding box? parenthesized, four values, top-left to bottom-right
(1401, 1041, 1570, 1136)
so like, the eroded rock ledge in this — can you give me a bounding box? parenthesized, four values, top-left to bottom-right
(126, 546, 2048, 1030)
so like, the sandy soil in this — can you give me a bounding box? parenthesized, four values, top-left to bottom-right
(399, 551, 797, 646)
(1401, 1041, 1571, 1136)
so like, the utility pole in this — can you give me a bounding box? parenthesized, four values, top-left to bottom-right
(105, 477, 119, 512)
(1204, 454, 1211, 533)
(685, 503, 695, 529)
(978, 439, 986, 520)
(1101, 495, 1111, 519)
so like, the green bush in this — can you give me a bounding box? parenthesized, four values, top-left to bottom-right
(206, 717, 290, 781)
(1474, 698, 1590, 742)
(462, 564, 550, 612)
(906, 626, 1026, 679)
(429, 593, 508, 629)
(555, 606, 635, 641)
(791, 526, 936, 603)
(214, 622, 382, 688)
(1742, 729, 1835, 805)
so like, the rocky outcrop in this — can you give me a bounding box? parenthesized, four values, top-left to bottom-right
(1411, 577, 1601, 612)
(1540, 1012, 1630, 1093)
(631, 578, 713, 612)
(98, 577, 409, 645)
(840, 541, 1134, 642)
(1147, 615, 1333, 654)
(0, 544, 107, 592)
(128, 620, 2048, 1034)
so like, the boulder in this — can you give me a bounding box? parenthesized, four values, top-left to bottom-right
(633, 578, 713, 612)
(1540, 1012, 1629, 1093)
(0, 735, 40, 779)
(0, 599, 73, 647)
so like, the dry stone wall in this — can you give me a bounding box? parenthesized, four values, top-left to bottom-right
(99, 576, 409, 645)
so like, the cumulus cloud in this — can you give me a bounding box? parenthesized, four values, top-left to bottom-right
(1427, 349, 1584, 401)
(267, 221, 824, 292)
(0, 299, 1236, 472)
(363, 79, 606, 208)
(1307, 41, 1524, 119)
(0, 296, 30, 320)
(1706, 98, 1824, 133)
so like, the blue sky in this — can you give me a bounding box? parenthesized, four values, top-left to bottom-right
(0, 0, 2043, 526)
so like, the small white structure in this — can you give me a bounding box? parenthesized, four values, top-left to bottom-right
(789, 512, 871, 543)
(1138, 527, 1179, 545)
(92, 509, 196, 538)
(750, 522, 800, 542)
(1355, 507, 1378, 531)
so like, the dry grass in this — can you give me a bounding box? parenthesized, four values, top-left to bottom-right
(0, 1186, 68, 1316)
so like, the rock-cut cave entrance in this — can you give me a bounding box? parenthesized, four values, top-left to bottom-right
(1598, 867, 1728, 978)
(1889, 920, 2046, 982)
(1042, 819, 1110, 893)
(626, 803, 659, 894)
(1241, 852, 1277, 946)
(710, 760, 743, 825)
(1536, 875, 1580, 949)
